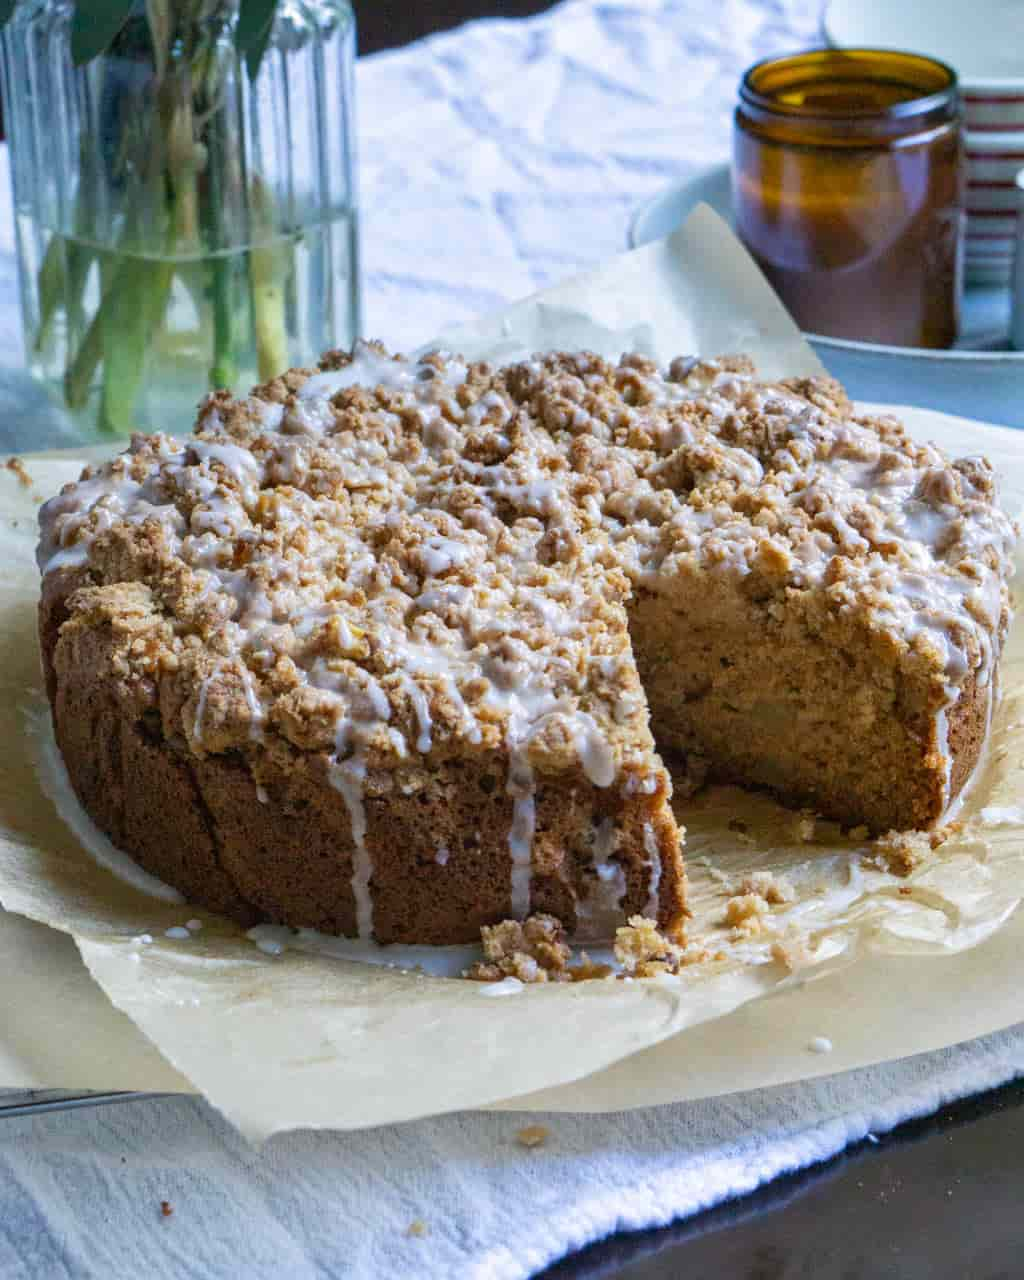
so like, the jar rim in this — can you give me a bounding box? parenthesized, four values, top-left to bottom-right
(740, 48, 959, 124)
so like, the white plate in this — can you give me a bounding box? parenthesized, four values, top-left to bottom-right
(629, 166, 1024, 429)
(823, 0, 1024, 94)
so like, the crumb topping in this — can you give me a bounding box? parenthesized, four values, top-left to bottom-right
(466, 914, 572, 983)
(39, 345, 1015, 775)
(867, 828, 933, 875)
(38, 342, 1017, 939)
(613, 914, 684, 976)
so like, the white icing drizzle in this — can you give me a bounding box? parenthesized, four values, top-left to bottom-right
(36, 344, 1018, 947)
(506, 750, 536, 919)
(477, 976, 524, 996)
(579, 817, 627, 933)
(330, 754, 374, 940)
(643, 821, 662, 918)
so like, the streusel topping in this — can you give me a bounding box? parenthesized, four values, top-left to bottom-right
(39, 342, 1017, 936)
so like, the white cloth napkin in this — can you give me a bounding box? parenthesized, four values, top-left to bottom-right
(3, 1028, 1024, 1278)
(5, 2, 1023, 1276)
(358, 0, 822, 352)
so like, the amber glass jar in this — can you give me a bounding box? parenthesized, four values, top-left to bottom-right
(733, 49, 964, 349)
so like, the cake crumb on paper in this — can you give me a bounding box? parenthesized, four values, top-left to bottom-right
(929, 821, 962, 850)
(735, 870, 794, 905)
(613, 915, 684, 977)
(515, 1125, 550, 1149)
(770, 935, 815, 972)
(406, 1219, 430, 1238)
(4, 457, 31, 488)
(160, 1201, 173, 1218)
(568, 953, 614, 982)
(465, 914, 571, 984)
(720, 893, 767, 937)
(868, 829, 931, 876)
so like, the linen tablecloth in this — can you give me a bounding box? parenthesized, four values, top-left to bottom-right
(4, 2, 1024, 1276)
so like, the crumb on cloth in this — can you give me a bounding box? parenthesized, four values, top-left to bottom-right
(406, 1219, 430, 1238)
(515, 1125, 550, 1149)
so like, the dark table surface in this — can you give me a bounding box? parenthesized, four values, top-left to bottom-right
(356, 6, 1022, 1277)
(354, 0, 555, 55)
(542, 1078, 1024, 1279)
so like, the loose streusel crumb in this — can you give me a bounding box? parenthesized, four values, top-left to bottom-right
(929, 821, 962, 850)
(720, 893, 767, 937)
(406, 1220, 430, 1238)
(160, 1201, 173, 1218)
(465, 914, 572, 983)
(4, 456, 31, 487)
(870, 828, 932, 876)
(516, 1125, 551, 1149)
(735, 870, 794, 905)
(770, 933, 816, 971)
(613, 915, 684, 976)
(568, 953, 615, 982)
(788, 812, 817, 844)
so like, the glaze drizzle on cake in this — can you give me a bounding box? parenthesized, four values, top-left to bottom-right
(36, 344, 1017, 943)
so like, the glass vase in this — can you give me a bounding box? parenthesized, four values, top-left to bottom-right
(0, 0, 361, 439)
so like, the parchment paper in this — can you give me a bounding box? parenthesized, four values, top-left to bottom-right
(2, 209, 1023, 1141)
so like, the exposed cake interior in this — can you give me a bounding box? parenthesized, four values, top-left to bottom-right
(502, 354, 1015, 830)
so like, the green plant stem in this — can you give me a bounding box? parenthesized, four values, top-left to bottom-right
(249, 175, 288, 382)
(98, 253, 174, 431)
(63, 279, 106, 408)
(203, 107, 238, 389)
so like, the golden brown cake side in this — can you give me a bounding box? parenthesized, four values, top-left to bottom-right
(43, 614, 683, 943)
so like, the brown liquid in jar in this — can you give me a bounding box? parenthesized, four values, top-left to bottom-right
(733, 50, 964, 349)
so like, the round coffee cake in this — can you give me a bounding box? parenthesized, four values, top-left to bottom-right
(37, 345, 1016, 944)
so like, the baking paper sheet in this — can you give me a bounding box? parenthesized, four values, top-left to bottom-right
(2, 209, 1023, 1140)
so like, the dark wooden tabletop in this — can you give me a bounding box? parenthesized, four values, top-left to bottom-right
(366, 6, 1021, 1276)
(540, 1078, 1024, 1279)
(354, 0, 555, 55)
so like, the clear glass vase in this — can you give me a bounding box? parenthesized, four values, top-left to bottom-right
(0, 0, 361, 439)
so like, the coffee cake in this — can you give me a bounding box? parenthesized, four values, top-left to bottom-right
(37, 344, 1016, 944)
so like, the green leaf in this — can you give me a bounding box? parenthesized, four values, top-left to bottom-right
(235, 0, 277, 80)
(70, 0, 135, 65)
(0, 0, 18, 33)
